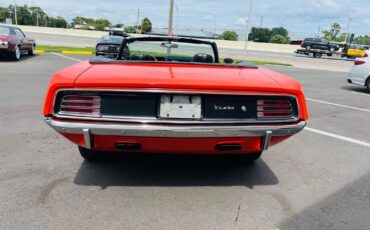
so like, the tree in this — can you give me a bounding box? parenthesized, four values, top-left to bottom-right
(220, 30, 238, 41)
(322, 22, 341, 40)
(124, 26, 137, 33)
(0, 7, 10, 23)
(248, 27, 272, 42)
(270, 34, 290, 44)
(354, 36, 370, 46)
(49, 16, 68, 28)
(141, 18, 152, 33)
(95, 19, 111, 31)
(271, 27, 289, 37)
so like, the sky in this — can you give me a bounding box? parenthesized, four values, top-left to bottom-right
(1, 0, 370, 39)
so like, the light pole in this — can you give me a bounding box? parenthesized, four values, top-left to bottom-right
(175, 3, 179, 36)
(344, 16, 352, 43)
(168, 0, 174, 35)
(244, 0, 253, 54)
(13, 0, 18, 26)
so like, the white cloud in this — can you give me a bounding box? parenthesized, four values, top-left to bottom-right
(202, 15, 214, 21)
(236, 17, 248, 26)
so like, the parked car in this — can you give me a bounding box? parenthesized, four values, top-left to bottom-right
(43, 36, 308, 163)
(0, 25, 36, 61)
(301, 38, 339, 52)
(347, 57, 370, 92)
(96, 35, 125, 58)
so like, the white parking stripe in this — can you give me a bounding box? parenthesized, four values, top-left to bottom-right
(305, 127, 370, 148)
(51, 52, 81, 62)
(351, 92, 370, 97)
(306, 98, 370, 112)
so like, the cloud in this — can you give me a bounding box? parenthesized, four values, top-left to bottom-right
(236, 17, 248, 26)
(202, 15, 214, 21)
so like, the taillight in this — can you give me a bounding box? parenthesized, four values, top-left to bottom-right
(59, 95, 101, 116)
(364, 53, 368, 58)
(257, 100, 294, 119)
(354, 60, 366, 65)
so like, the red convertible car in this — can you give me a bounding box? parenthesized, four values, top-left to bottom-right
(43, 37, 308, 162)
(0, 25, 35, 61)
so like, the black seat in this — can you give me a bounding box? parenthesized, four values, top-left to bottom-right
(129, 54, 155, 61)
(192, 53, 214, 63)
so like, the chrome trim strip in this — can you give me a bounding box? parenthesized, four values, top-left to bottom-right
(44, 117, 306, 139)
(52, 89, 301, 125)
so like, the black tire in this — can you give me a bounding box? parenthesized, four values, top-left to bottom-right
(12, 46, 21, 61)
(306, 46, 311, 51)
(235, 152, 262, 164)
(314, 53, 322, 58)
(366, 77, 370, 92)
(329, 47, 335, 53)
(78, 146, 107, 162)
(28, 45, 35, 56)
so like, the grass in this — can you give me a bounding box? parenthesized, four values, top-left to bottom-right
(36, 45, 292, 66)
(36, 45, 95, 53)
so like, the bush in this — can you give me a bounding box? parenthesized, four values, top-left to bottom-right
(248, 28, 272, 42)
(220, 31, 238, 41)
(269, 34, 290, 44)
(124, 26, 136, 33)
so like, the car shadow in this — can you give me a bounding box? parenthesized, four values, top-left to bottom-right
(293, 54, 354, 62)
(340, 85, 369, 94)
(0, 54, 36, 62)
(73, 153, 279, 189)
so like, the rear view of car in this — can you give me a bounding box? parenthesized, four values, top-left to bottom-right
(347, 58, 370, 92)
(96, 35, 124, 59)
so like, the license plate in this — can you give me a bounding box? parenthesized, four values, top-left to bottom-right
(159, 95, 202, 119)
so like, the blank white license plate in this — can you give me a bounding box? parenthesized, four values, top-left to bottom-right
(159, 95, 202, 119)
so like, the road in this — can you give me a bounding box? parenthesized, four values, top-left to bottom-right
(30, 32, 354, 72)
(0, 53, 369, 230)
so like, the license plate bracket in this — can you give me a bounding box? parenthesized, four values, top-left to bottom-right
(159, 95, 202, 119)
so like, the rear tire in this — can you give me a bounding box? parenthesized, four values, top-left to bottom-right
(314, 53, 322, 58)
(78, 146, 107, 162)
(366, 77, 370, 92)
(306, 46, 311, 51)
(329, 47, 335, 53)
(28, 45, 35, 56)
(12, 46, 21, 61)
(235, 152, 262, 164)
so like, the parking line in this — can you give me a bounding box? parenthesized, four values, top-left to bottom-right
(306, 98, 370, 112)
(305, 127, 370, 148)
(51, 52, 82, 62)
(351, 92, 370, 97)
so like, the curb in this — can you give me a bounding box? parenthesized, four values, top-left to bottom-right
(34, 50, 93, 55)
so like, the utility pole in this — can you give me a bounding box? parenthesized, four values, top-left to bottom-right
(244, 0, 253, 54)
(344, 16, 352, 43)
(13, 0, 18, 26)
(317, 25, 321, 38)
(168, 0, 174, 35)
(136, 9, 140, 29)
(175, 3, 179, 35)
(36, 13, 39, 27)
(260, 15, 263, 28)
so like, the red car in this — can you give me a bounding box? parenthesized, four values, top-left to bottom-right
(0, 25, 36, 61)
(43, 37, 308, 162)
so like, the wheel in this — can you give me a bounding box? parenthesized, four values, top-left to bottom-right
(28, 45, 35, 56)
(329, 47, 335, 53)
(314, 53, 322, 58)
(11, 46, 21, 61)
(78, 146, 107, 162)
(306, 46, 311, 51)
(366, 77, 370, 92)
(235, 152, 262, 164)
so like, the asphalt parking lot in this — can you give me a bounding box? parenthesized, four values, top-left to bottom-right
(0, 53, 369, 230)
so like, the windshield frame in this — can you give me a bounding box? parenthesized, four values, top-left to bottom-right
(117, 36, 220, 63)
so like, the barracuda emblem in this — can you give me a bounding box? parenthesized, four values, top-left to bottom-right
(214, 105, 235, 111)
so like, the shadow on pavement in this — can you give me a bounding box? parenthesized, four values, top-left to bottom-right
(0, 54, 37, 62)
(294, 54, 354, 62)
(279, 171, 370, 230)
(74, 154, 278, 189)
(341, 85, 369, 94)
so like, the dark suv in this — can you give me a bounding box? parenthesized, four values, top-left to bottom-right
(301, 38, 339, 52)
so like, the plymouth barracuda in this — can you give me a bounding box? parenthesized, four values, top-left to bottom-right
(0, 25, 36, 61)
(43, 36, 308, 162)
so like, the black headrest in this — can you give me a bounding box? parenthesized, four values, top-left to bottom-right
(192, 53, 214, 63)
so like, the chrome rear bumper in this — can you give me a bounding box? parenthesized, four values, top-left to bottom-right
(44, 117, 306, 150)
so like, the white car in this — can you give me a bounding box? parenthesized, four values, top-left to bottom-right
(347, 54, 370, 92)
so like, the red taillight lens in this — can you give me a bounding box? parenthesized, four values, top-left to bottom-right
(257, 100, 294, 119)
(60, 95, 101, 116)
(354, 60, 366, 65)
(364, 53, 368, 58)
